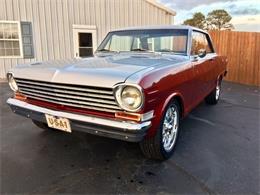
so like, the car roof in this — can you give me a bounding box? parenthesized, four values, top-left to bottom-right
(111, 25, 208, 34)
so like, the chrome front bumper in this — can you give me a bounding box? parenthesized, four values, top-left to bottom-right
(7, 98, 152, 142)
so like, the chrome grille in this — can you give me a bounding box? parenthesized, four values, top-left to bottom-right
(16, 78, 122, 113)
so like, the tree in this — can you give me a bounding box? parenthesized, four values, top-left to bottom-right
(183, 12, 206, 29)
(206, 9, 234, 30)
(183, 9, 234, 31)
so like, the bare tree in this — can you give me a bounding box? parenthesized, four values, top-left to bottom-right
(183, 12, 206, 29)
(183, 9, 234, 31)
(206, 9, 234, 30)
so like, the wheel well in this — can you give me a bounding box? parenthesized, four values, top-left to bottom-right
(172, 96, 184, 118)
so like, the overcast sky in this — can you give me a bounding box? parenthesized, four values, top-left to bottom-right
(157, 0, 260, 32)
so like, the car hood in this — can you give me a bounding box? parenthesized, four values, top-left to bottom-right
(11, 53, 188, 88)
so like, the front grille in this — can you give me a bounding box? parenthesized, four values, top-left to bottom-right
(16, 78, 122, 113)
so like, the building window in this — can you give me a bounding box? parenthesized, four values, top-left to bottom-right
(0, 21, 21, 57)
(0, 21, 34, 58)
(78, 33, 93, 57)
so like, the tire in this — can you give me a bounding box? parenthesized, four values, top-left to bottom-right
(205, 78, 222, 105)
(32, 120, 51, 131)
(139, 100, 181, 160)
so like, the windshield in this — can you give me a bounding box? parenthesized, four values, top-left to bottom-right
(97, 29, 189, 55)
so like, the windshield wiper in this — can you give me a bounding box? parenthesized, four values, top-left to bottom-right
(158, 49, 177, 53)
(97, 49, 118, 53)
(131, 48, 150, 52)
(157, 49, 184, 55)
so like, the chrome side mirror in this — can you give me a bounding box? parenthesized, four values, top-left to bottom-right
(191, 55, 199, 62)
(198, 49, 206, 58)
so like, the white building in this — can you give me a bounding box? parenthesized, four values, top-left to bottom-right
(0, 0, 176, 78)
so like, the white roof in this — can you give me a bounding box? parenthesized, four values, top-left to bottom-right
(112, 25, 207, 34)
(145, 0, 176, 16)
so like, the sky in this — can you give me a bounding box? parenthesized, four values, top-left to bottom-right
(157, 0, 260, 32)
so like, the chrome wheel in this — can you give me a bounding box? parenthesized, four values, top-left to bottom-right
(162, 106, 179, 152)
(216, 82, 221, 100)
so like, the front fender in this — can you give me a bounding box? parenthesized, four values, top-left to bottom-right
(146, 92, 185, 138)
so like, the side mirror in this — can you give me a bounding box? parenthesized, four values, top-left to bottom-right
(191, 55, 199, 62)
(198, 49, 207, 58)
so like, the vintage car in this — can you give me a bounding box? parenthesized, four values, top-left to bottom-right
(7, 26, 227, 160)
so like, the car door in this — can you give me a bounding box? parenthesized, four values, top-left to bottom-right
(204, 34, 218, 91)
(191, 31, 216, 103)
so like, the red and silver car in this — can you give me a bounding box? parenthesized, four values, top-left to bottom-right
(7, 26, 227, 160)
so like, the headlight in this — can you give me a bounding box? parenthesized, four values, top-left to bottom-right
(114, 84, 144, 112)
(7, 73, 18, 92)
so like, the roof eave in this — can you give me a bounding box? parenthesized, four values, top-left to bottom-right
(145, 0, 176, 16)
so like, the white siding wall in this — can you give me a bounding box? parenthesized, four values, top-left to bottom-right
(0, 0, 173, 78)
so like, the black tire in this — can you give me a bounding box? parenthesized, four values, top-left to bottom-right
(32, 120, 51, 130)
(139, 100, 181, 160)
(205, 79, 222, 105)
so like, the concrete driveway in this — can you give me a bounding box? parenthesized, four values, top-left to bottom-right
(1, 81, 259, 194)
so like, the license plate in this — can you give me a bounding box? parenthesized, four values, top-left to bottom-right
(45, 114, 71, 133)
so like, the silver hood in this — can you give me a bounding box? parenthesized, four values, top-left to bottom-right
(10, 53, 188, 88)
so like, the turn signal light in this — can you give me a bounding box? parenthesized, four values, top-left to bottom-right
(115, 112, 141, 122)
(14, 93, 27, 101)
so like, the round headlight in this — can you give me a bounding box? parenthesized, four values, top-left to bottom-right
(115, 85, 144, 112)
(7, 73, 18, 92)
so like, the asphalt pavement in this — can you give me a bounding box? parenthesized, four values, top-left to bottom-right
(0, 81, 259, 194)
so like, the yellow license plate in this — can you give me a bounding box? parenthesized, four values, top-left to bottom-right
(45, 114, 71, 133)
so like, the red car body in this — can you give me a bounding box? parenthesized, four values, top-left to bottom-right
(140, 55, 227, 138)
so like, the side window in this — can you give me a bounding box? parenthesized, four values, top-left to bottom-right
(191, 31, 213, 55)
(204, 34, 214, 54)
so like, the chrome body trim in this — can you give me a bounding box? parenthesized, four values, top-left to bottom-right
(7, 98, 152, 131)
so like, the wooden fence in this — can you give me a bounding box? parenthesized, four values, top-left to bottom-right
(209, 31, 260, 86)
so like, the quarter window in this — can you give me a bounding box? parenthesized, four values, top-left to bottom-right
(191, 31, 214, 55)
